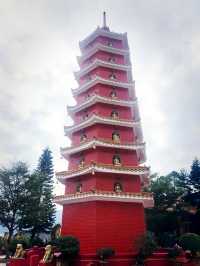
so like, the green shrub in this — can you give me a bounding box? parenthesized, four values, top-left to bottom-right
(53, 235, 79, 259)
(168, 246, 182, 259)
(158, 232, 177, 248)
(97, 247, 115, 261)
(179, 233, 200, 256)
(135, 232, 158, 265)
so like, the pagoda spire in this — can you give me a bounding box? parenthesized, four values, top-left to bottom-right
(102, 11, 109, 31)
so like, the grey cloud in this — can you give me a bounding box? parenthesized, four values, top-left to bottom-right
(0, 0, 199, 178)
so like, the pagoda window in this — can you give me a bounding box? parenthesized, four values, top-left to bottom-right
(107, 41, 113, 47)
(76, 183, 82, 193)
(86, 75, 92, 82)
(79, 158, 85, 169)
(112, 131, 120, 143)
(113, 154, 121, 166)
(80, 133, 87, 143)
(110, 90, 117, 99)
(111, 110, 119, 119)
(83, 111, 89, 120)
(114, 182, 123, 193)
(109, 72, 117, 80)
(85, 93, 90, 100)
(108, 57, 116, 63)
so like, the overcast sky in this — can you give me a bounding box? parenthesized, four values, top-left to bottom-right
(0, 0, 200, 193)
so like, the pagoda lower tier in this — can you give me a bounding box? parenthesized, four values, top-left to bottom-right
(57, 200, 147, 255)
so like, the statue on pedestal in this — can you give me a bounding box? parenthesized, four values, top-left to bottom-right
(112, 131, 120, 144)
(41, 245, 54, 263)
(114, 182, 123, 193)
(111, 110, 119, 119)
(113, 155, 121, 167)
(13, 244, 25, 258)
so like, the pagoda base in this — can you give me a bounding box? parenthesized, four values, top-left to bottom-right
(61, 201, 146, 255)
(74, 253, 136, 266)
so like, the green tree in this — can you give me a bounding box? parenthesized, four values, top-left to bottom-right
(189, 158, 200, 192)
(0, 162, 29, 240)
(146, 172, 188, 242)
(22, 148, 55, 239)
(37, 147, 54, 180)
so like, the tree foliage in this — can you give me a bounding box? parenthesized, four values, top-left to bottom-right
(0, 148, 56, 240)
(52, 236, 80, 261)
(179, 233, 200, 255)
(146, 158, 200, 244)
(22, 148, 55, 239)
(0, 162, 29, 239)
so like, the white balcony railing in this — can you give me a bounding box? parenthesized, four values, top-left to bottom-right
(64, 114, 140, 136)
(54, 190, 154, 208)
(72, 75, 134, 96)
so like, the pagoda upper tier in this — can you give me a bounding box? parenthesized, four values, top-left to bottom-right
(56, 18, 153, 209)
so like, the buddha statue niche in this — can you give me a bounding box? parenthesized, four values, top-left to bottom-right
(80, 134, 87, 143)
(113, 155, 121, 167)
(110, 90, 117, 99)
(111, 110, 119, 119)
(79, 158, 85, 169)
(13, 243, 25, 258)
(108, 57, 116, 63)
(109, 72, 117, 80)
(76, 183, 82, 193)
(83, 112, 89, 120)
(112, 131, 120, 144)
(114, 182, 123, 193)
(42, 245, 54, 263)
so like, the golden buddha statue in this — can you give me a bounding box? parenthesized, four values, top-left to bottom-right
(112, 132, 120, 144)
(13, 243, 25, 258)
(110, 90, 117, 99)
(76, 183, 82, 193)
(114, 183, 122, 193)
(80, 134, 87, 143)
(113, 155, 121, 167)
(111, 110, 119, 119)
(42, 245, 54, 263)
(109, 72, 117, 80)
(79, 159, 85, 169)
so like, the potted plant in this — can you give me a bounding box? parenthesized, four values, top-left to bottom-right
(52, 235, 79, 266)
(135, 232, 157, 266)
(179, 233, 200, 264)
(96, 247, 115, 265)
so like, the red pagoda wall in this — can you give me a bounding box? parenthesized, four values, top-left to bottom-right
(64, 173, 141, 194)
(76, 84, 132, 103)
(72, 125, 136, 144)
(62, 201, 145, 255)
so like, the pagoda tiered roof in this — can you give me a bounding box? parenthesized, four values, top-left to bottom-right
(54, 190, 154, 208)
(79, 27, 127, 50)
(64, 114, 140, 136)
(56, 162, 150, 183)
(77, 43, 129, 65)
(60, 138, 145, 158)
(74, 59, 131, 80)
(67, 94, 137, 115)
(72, 75, 134, 96)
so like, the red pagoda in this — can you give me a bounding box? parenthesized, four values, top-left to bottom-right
(55, 13, 154, 265)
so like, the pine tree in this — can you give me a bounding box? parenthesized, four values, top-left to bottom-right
(189, 158, 200, 192)
(37, 148, 54, 180)
(22, 148, 55, 239)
